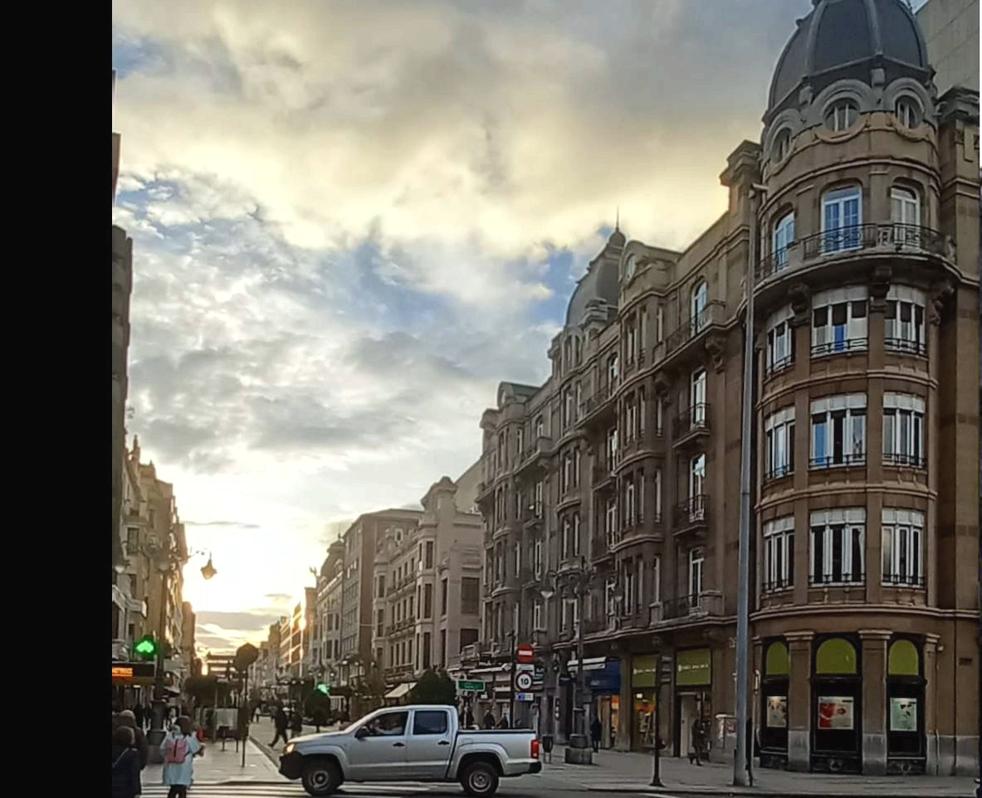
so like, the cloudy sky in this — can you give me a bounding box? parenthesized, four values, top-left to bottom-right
(112, 0, 828, 653)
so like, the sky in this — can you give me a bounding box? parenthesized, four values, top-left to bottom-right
(112, 0, 820, 653)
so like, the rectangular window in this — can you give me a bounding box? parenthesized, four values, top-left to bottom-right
(573, 513, 581, 556)
(812, 290, 868, 356)
(881, 509, 924, 587)
(772, 212, 795, 270)
(440, 579, 448, 616)
(883, 393, 925, 467)
(424, 541, 434, 569)
(653, 468, 662, 520)
(655, 305, 664, 344)
(562, 517, 572, 560)
(376, 609, 384, 637)
(461, 577, 479, 615)
(655, 397, 664, 436)
(763, 517, 794, 591)
(690, 369, 707, 427)
(605, 497, 618, 546)
(764, 406, 795, 480)
(688, 547, 704, 597)
(651, 556, 661, 605)
(534, 539, 542, 578)
(810, 508, 865, 585)
(822, 187, 862, 252)
(422, 631, 431, 669)
(810, 394, 866, 468)
(885, 288, 926, 354)
(533, 601, 543, 631)
(766, 307, 794, 374)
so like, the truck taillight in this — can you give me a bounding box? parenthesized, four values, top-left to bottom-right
(531, 738, 540, 759)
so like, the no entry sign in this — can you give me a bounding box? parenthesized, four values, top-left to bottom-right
(516, 643, 534, 663)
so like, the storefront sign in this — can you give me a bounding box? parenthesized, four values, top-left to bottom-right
(889, 697, 917, 732)
(676, 648, 712, 687)
(112, 662, 156, 684)
(632, 655, 657, 688)
(817, 696, 854, 730)
(457, 680, 486, 692)
(765, 696, 788, 729)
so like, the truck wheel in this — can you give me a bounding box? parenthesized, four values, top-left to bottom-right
(301, 758, 341, 796)
(460, 761, 499, 797)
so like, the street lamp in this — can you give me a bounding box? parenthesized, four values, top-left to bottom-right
(538, 575, 556, 737)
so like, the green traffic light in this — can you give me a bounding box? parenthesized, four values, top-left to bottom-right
(315, 683, 330, 695)
(134, 636, 158, 659)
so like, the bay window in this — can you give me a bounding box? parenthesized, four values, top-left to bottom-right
(766, 306, 794, 374)
(884, 286, 926, 354)
(764, 406, 795, 480)
(881, 508, 924, 586)
(810, 394, 866, 468)
(883, 393, 925, 467)
(822, 185, 862, 252)
(810, 508, 865, 585)
(763, 516, 794, 591)
(812, 287, 868, 356)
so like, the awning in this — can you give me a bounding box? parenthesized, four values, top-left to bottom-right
(384, 682, 415, 700)
(567, 657, 609, 672)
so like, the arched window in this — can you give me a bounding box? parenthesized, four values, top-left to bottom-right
(894, 97, 922, 129)
(888, 639, 919, 676)
(822, 186, 862, 252)
(765, 641, 790, 676)
(890, 186, 920, 226)
(690, 280, 708, 332)
(772, 212, 795, 270)
(772, 128, 791, 161)
(825, 99, 859, 133)
(815, 638, 858, 674)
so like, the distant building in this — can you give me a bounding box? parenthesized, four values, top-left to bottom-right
(916, 0, 979, 93)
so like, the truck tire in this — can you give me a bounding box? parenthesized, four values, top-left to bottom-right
(301, 758, 342, 796)
(460, 760, 499, 797)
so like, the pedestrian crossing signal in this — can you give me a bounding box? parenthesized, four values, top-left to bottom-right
(315, 682, 330, 695)
(134, 635, 158, 660)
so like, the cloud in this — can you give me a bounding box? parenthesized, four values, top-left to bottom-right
(186, 520, 261, 529)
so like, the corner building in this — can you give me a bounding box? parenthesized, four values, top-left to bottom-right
(474, 0, 979, 777)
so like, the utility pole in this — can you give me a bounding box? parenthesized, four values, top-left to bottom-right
(650, 649, 662, 787)
(734, 184, 765, 787)
(575, 556, 587, 739)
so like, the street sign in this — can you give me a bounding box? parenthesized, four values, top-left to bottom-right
(457, 680, 486, 692)
(112, 662, 156, 685)
(516, 644, 534, 663)
(515, 671, 534, 691)
(515, 691, 535, 702)
(516, 663, 534, 673)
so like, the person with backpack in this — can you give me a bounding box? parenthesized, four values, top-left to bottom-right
(112, 726, 142, 798)
(161, 715, 202, 798)
(115, 709, 149, 770)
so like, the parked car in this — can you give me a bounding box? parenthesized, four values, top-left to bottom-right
(279, 704, 541, 797)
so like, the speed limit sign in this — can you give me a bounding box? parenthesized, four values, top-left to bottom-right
(515, 671, 533, 691)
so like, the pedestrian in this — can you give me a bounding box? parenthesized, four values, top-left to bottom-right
(497, 715, 510, 729)
(482, 710, 496, 730)
(112, 726, 143, 798)
(252, 701, 261, 723)
(689, 719, 706, 766)
(590, 716, 602, 753)
(271, 704, 290, 747)
(291, 708, 303, 737)
(133, 703, 144, 730)
(116, 709, 149, 770)
(161, 715, 203, 798)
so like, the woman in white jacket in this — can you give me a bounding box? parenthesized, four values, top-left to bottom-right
(160, 716, 203, 798)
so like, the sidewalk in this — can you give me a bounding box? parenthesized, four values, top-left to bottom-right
(535, 745, 977, 796)
(143, 734, 285, 786)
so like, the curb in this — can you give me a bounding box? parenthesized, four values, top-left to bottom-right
(586, 788, 968, 798)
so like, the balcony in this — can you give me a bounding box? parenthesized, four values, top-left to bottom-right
(521, 504, 544, 528)
(882, 573, 926, 588)
(660, 591, 723, 621)
(516, 436, 554, 476)
(756, 223, 951, 284)
(592, 460, 615, 489)
(664, 302, 726, 359)
(811, 337, 868, 359)
(809, 453, 866, 471)
(580, 382, 617, 426)
(882, 453, 926, 470)
(673, 403, 710, 447)
(674, 495, 709, 536)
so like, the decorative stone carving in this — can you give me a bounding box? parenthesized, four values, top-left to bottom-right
(788, 282, 811, 327)
(928, 280, 954, 326)
(869, 265, 892, 312)
(654, 370, 674, 398)
(704, 333, 726, 372)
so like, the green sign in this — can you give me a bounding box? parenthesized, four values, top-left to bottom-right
(134, 635, 158, 660)
(676, 648, 712, 686)
(457, 680, 486, 692)
(632, 655, 658, 688)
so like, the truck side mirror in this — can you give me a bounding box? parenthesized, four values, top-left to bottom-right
(355, 726, 370, 740)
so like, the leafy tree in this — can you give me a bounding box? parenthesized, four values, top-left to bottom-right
(408, 669, 456, 705)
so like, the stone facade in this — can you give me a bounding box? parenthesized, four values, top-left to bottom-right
(473, 0, 979, 777)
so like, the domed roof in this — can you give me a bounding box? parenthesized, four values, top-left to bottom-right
(565, 230, 622, 328)
(767, 0, 930, 117)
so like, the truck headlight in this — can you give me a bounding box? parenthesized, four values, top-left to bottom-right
(284, 743, 295, 755)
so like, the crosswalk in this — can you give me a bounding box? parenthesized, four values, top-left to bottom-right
(138, 783, 435, 797)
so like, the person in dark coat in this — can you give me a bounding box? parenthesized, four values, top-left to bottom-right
(590, 716, 602, 752)
(133, 704, 144, 729)
(112, 726, 143, 798)
(271, 705, 289, 747)
(482, 710, 496, 730)
(116, 709, 149, 769)
(290, 709, 303, 736)
(497, 715, 510, 729)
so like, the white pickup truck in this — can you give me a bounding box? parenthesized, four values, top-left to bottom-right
(279, 704, 541, 797)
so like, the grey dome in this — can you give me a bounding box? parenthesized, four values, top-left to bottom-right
(767, 0, 930, 118)
(565, 232, 622, 328)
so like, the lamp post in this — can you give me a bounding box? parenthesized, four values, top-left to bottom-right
(538, 577, 556, 738)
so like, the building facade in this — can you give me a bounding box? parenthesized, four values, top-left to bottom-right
(916, 0, 979, 94)
(474, 0, 978, 777)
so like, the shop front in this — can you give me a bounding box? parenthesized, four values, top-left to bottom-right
(885, 637, 925, 775)
(630, 654, 658, 751)
(585, 659, 620, 748)
(811, 636, 862, 774)
(674, 648, 712, 760)
(759, 639, 789, 769)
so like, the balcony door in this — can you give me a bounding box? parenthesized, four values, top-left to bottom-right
(690, 369, 706, 427)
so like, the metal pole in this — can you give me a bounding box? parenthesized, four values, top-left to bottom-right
(509, 629, 516, 726)
(576, 560, 586, 738)
(147, 562, 170, 759)
(650, 652, 662, 787)
(241, 669, 248, 768)
(734, 186, 762, 787)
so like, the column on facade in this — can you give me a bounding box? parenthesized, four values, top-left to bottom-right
(617, 653, 632, 752)
(922, 633, 940, 774)
(858, 629, 891, 775)
(785, 631, 813, 771)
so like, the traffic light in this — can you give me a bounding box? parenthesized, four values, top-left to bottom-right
(315, 682, 330, 696)
(134, 635, 158, 661)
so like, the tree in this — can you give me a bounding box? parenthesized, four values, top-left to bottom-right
(408, 669, 456, 705)
(183, 674, 234, 707)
